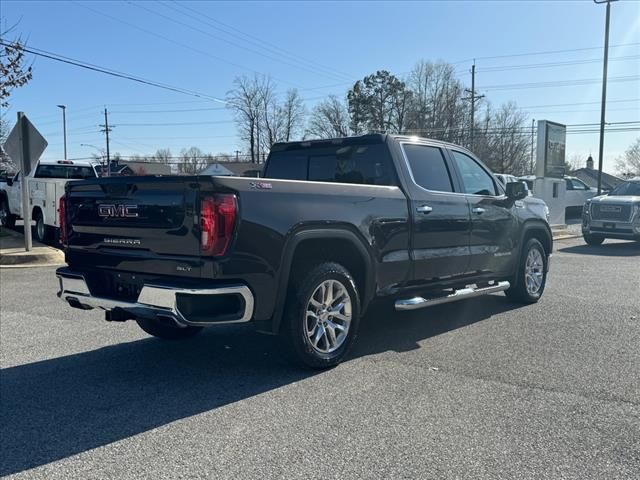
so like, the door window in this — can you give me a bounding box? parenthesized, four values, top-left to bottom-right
(450, 151, 497, 196)
(402, 144, 453, 192)
(567, 178, 588, 190)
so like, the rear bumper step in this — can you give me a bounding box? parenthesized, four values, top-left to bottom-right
(56, 271, 254, 327)
(395, 281, 510, 311)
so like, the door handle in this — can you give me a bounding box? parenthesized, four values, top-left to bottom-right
(472, 207, 486, 214)
(416, 205, 433, 214)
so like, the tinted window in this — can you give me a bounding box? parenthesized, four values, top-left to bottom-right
(34, 165, 96, 179)
(609, 181, 640, 196)
(402, 144, 453, 192)
(450, 151, 497, 196)
(263, 153, 307, 180)
(265, 144, 396, 186)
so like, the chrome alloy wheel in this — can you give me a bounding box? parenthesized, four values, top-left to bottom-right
(305, 279, 352, 354)
(524, 248, 544, 295)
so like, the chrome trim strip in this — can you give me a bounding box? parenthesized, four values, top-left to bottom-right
(395, 281, 510, 311)
(57, 273, 254, 326)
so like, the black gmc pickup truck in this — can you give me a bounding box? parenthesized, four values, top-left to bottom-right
(56, 134, 552, 368)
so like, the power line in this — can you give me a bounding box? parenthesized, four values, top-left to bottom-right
(168, 0, 354, 81)
(521, 98, 639, 109)
(474, 54, 640, 73)
(116, 120, 236, 127)
(73, 0, 296, 88)
(480, 75, 639, 91)
(459, 41, 640, 63)
(148, 0, 352, 83)
(0, 40, 226, 103)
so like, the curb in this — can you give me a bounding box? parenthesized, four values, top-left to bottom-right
(553, 234, 581, 241)
(0, 227, 66, 268)
(0, 247, 66, 268)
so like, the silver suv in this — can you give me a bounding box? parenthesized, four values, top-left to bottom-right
(582, 178, 640, 245)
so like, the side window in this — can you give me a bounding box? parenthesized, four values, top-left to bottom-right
(450, 150, 497, 196)
(308, 145, 396, 186)
(570, 179, 588, 190)
(402, 144, 453, 192)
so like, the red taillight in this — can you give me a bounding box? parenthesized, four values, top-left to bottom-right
(58, 195, 67, 246)
(200, 194, 237, 256)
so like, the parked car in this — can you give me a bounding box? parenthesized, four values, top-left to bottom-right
(56, 134, 552, 368)
(0, 160, 100, 243)
(565, 176, 597, 215)
(581, 177, 640, 245)
(495, 174, 550, 222)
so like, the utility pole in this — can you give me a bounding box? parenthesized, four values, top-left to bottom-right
(594, 0, 617, 195)
(99, 108, 112, 177)
(530, 118, 536, 174)
(57, 105, 67, 160)
(235, 150, 241, 162)
(463, 61, 485, 152)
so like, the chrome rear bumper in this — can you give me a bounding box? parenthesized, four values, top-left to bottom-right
(57, 271, 254, 327)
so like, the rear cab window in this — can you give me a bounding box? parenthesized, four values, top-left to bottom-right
(264, 142, 397, 186)
(34, 164, 97, 179)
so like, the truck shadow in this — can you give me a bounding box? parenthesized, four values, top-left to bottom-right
(354, 295, 521, 358)
(558, 241, 640, 257)
(1, 295, 521, 476)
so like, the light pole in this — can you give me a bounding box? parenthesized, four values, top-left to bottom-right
(594, 0, 617, 195)
(57, 105, 67, 160)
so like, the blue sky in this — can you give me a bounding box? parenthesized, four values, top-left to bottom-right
(1, 0, 639, 171)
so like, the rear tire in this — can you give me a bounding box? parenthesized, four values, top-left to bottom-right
(282, 262, 361, 369)
(584, 233, 605, 246)
(136, 317, 203, 340)
(505, 238, 547, 304)
(0, 199, 16, 229)
(33, 211, 53, 244)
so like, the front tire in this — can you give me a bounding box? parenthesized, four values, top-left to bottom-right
(584, 233, 605, 245)
(136, 317, 203, 340)
(505, 238, 547, 304)
(282, 262, 361, 369)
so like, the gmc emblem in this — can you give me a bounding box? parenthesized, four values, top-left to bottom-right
(98, 204, 139, 218)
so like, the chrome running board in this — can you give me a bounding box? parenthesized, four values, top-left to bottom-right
(395, 281, 510, 311)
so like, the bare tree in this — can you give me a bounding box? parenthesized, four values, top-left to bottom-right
(615, 137, 640, 177)
(177, 147, 207, 174)
(281, 89, 305, 142)
(0, 30, 33, 108)
(477, 102, 530, 175)
(405, 61, 467, 143)
(306, 95, 350, 139)
(227, 75, 263, 163)
(152, 148, 172, 164)
(564, 153, 585, 175)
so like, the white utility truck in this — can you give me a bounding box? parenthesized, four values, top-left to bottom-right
(0, 160, 100, 243)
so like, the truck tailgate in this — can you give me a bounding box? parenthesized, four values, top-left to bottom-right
(64, 176, 204, 278)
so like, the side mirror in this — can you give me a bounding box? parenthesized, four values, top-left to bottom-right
(6, 178, 13, 186)
(506, 181, 527, 200)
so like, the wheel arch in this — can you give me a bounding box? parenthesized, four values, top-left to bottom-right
(270, 227, 375, 334)
(520, 220, 553, 269)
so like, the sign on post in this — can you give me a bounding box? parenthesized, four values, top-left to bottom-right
(535, 120, 566, 179)
(2, 112, 48, 251)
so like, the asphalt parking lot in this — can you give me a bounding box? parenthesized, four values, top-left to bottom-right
(1, 237, 639, 479)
